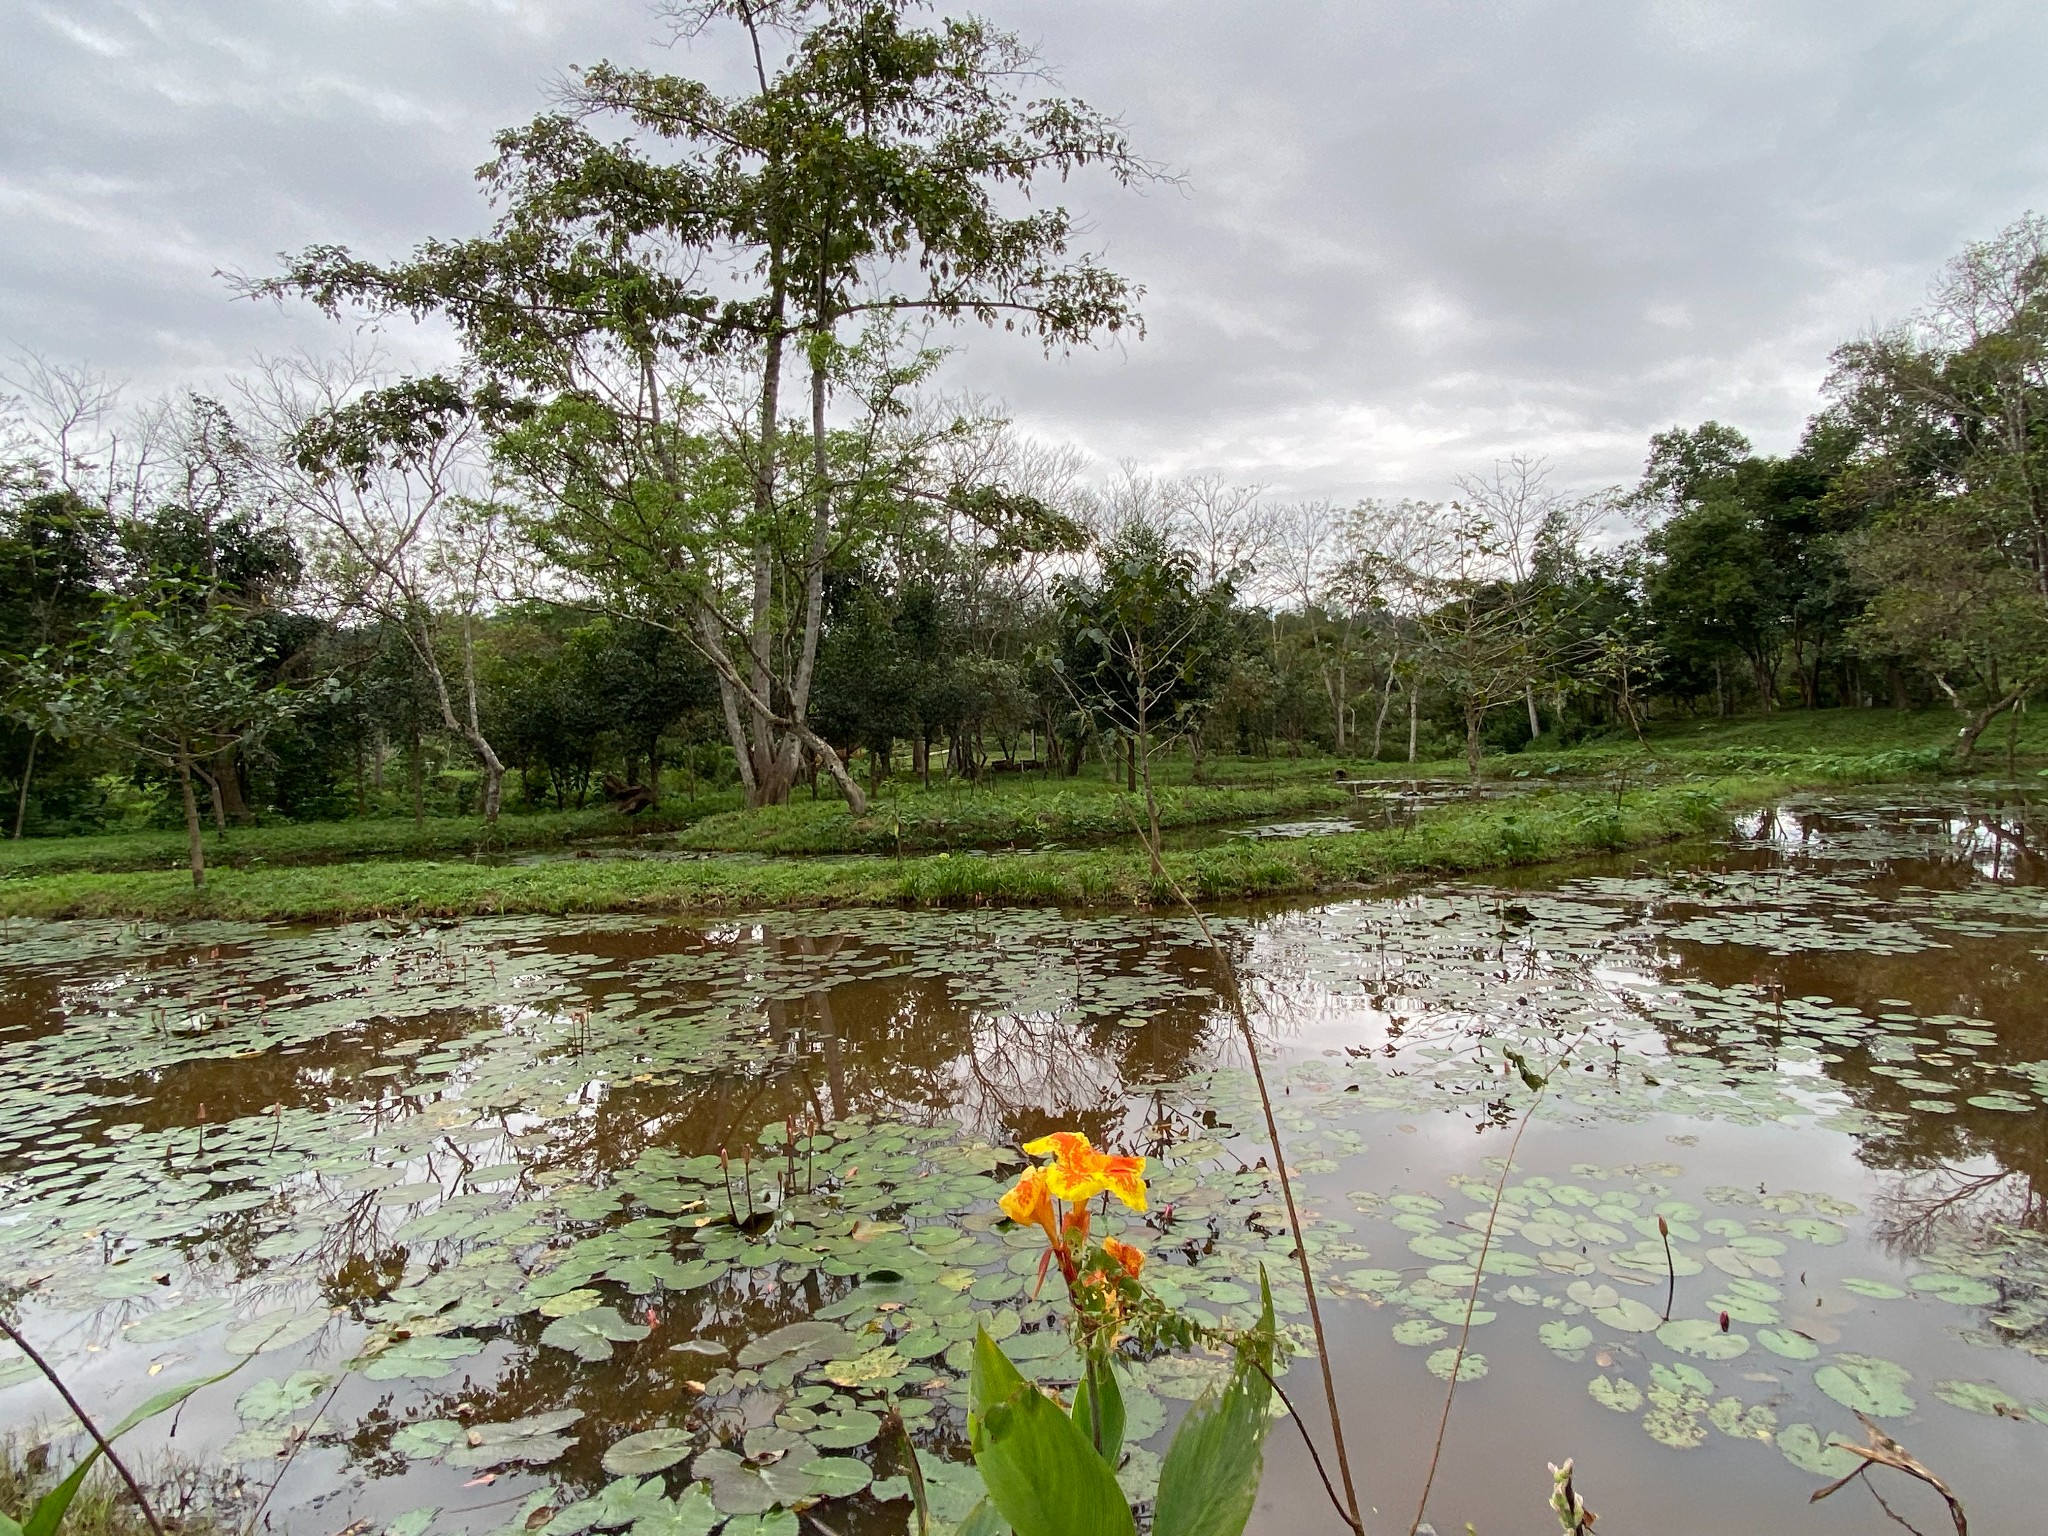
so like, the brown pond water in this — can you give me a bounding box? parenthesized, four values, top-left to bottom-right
(3, 793, 2047, 1536)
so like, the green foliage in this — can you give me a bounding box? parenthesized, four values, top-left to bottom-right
(968, 1271, 1278, 1536)
(968, 1332, 1135, 1536)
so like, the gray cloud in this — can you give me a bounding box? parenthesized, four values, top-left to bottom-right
(5, 0, 2045, 502)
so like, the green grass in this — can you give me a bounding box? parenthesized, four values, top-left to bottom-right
(0, 794, 742, 876)
(3, 708, 2032, 918)
(0, 781, 1749, 923)
(0, 1439, 232, 1536)
(675, 781, 1355, 854)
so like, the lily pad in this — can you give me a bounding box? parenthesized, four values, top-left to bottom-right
(1933, 1380, 2029, 1418)
(1657, 1318, 1748, 1360)
(1778, 1423, 1859, 1477)
(1589, 1375, 1643, 1413)
(1538, 1321, 1593, 1355)
(1425, 1348, 1486, 1382)
(1911, 1273, 1999, 1306)
(1756, 1328, 1820, 1361)
(1815, 1354, 1915, 1418)
(542, 1307, 651, 1363)
(603, 1428, 698, 1476)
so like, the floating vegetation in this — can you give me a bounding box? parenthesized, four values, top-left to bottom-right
(4, 794, 2048, 1533)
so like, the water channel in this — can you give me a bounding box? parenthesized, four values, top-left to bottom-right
(3, 793, 2045, 1534)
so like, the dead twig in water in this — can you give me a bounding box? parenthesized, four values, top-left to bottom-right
(1810, 1412, 1966, 1536)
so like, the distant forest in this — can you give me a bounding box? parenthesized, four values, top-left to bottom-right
(3, 0, 2045, 844)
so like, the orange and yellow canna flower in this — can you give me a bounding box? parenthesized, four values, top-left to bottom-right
(1022, 1131, 1149, 1211)
(1102, 1235, 1145, 1279)
(999, 1165, 1059, 1245)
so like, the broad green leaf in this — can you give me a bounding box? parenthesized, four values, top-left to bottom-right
(1072, 1349, 1126, 1466)
(1151, 1270, 1277, 1536)
(969, 1331, 1134, 1536)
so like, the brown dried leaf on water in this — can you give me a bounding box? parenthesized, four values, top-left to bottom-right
(1808, 1412, 1967, 1536)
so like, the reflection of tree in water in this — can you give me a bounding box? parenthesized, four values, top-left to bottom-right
(1873, 1163, 2047, 1256)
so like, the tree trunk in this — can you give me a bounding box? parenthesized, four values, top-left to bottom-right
(1407, 688, 1420, 763)
(409, 726, 425, 828)
(213, 743, 252, 823)
(12, 732, 37, 840)
(1713, 656, 1727, 718)
(1124, 734, 1137, 792)
(914, 731, 929, 786)
(176, 744, 206, 888)
(1464, 700, 1484, 782)
(1525, 685, 1541, 740)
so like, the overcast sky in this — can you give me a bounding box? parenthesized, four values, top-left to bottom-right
(5, 0, 2046, 502)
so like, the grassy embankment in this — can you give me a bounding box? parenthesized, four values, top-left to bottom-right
(0, 779, 1748, 922)
(0, 795, 741, 877)
(0, 709, 2033, 922)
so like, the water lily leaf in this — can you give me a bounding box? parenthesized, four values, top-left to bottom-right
(1756, 1328, 1820, 1361)
(1589, 1375, 1642, 1413)
(1641, 1403, 1707, 1449)
(391, 1420, 465, 1459)
(363, 1334, 484, 1381)
(542, 1307, 650, 1363)
(235, 1371, 330, 1426)
(603, 1428, 698, 1476)
(1538, 1322, 1593, 1355)
(1933, 1380, 2028, 1418)
(1839, 1278, 1907, 1300)
(1391, 1319, 1447, 1347)
(1778, 1218, 1846, 1246)
(448, 1410, 583, 1469)
(125, 1299, 234, 1344)
(719, 1514, 798, 1536)
(1815, 1354, 1914, 1418)
(807, 1409, 883, 1450)
(1910, 1273, 1998, 1306)
(1565, 1281, 1619, 1310)
(1707, 1397, 1776, 1441)
(538, 1289, 605, 1319)
(1425, 1348, 1485, 1382)
(737, 1320, 844, 1368)
(802, 1456, 873, 1497)
(627, 1488, 720, 1536)
(1657, 1318, 1748, 1360)
(1592, 1298, 1662, 1334)
(821, 1345, 903, 1387)
(226, 1308, 331, 1357)
(1778, 1423, 1859, 1477)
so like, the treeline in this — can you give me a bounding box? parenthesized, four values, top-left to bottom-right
(2, 2, 2045, 881)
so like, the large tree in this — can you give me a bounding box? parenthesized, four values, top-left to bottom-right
(256, 0, 1150, 814)
(1830, 212, 2048, 755)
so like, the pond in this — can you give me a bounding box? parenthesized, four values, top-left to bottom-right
(3, 793, 2046, 1536)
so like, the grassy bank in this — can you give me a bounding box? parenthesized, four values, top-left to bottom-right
(0, 795, 741, 877)
(674, 780, 1354, 855)
(0, 781, 1742, 923)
